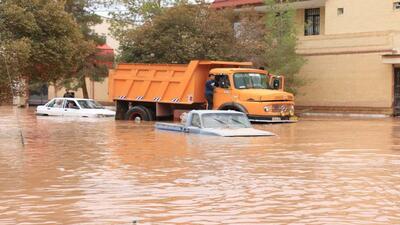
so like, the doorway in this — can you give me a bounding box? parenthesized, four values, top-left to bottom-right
(394, 68, 400, 116)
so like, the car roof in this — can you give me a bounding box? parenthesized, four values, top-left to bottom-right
(52, 97, 94, 101)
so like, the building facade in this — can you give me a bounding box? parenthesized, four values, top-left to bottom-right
(214, 0, 400, 115)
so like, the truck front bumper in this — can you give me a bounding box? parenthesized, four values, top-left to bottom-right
(238, 101, 297, 123)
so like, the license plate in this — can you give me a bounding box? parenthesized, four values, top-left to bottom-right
(272, 117, 281, 121)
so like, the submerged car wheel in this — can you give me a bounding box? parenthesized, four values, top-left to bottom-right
(124, 106, 154, 121)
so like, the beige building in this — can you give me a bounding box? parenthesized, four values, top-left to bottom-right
(215, 0, 400, 115)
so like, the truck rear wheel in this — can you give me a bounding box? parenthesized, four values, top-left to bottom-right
(125, 106, 154, 121)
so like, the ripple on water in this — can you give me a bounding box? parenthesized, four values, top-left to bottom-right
(0, 107, 399, 224)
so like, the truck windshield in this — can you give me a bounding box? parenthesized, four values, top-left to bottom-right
(233, 73, 270, 89)
(202, 113, 251, 129)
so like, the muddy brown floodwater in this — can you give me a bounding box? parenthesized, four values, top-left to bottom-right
(0, 106, 400, 224)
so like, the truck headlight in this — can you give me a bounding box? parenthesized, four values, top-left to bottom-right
(289, 105, 295, 116)
(264, 106, 271, 112)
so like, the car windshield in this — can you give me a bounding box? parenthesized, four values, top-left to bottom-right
(201, 113, 252, 129)
(77, 100, 105, 109)
(233, 73, 270, 89)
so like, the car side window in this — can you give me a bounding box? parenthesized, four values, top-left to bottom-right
(191, 114, 201, 128)
(52, 99, 64, 108)
(216, 75, 230, 89)
(46, 99, 56, 107)
(65, 100, 79, 109)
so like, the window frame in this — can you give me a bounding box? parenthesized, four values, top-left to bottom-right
(233, 73, 270, 90)
(304, 8, 321, 36)
(337, 8, 344, 15)
(394, 2, 400, 11)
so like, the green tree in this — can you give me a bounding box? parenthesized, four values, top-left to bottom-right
(262, 0, 305, 94)
(0, 0, 90, 103)
(0, 39, 31, 104)
(234, 10, 266, 68)
(117, 3, 237, 64)
(110, 0, 167, 30)
(64, 0, 111, 98)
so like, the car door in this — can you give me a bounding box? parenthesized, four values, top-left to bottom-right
(45, 99, 65, 116)
(63, 100, 81, 117)
(213, 74, 233, 109)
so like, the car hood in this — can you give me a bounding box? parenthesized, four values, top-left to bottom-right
(201, 128, 275, 137)
(238, 89, 294, 102)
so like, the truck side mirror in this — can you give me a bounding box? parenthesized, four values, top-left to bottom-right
(273, 79, 280, 89)
(269, 75, 284, 91)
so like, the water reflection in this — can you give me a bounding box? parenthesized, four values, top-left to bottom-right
(0, 106, 399, 224)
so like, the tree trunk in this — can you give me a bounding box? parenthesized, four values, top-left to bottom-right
(22, 77, 29, 107)
(81, 76, 89, 99)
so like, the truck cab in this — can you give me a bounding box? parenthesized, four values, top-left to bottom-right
(109, 60, 296, 122)
(210, 68, 295, 122)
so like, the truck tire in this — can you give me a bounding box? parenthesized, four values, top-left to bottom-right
(116, 100, 129, 120)
(143, 107, 156, 121)
(125, 106, 154, 121)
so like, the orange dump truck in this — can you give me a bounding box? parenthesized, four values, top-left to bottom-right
(109, 60, 296, 122)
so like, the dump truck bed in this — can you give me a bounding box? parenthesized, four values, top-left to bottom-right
(109, 60, 252, 105)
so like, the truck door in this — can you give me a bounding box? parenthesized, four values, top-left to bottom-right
(213, 75, 233, 109)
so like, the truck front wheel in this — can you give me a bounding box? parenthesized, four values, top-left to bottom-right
(125, 106, 154, 121)
(218, 103, 248, 114)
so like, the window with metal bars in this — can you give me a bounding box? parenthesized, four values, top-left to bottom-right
(304, 8, 320, 36)
(394, 2, 400, 11)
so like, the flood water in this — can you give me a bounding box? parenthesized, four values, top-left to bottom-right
(0, 106, 399, 224)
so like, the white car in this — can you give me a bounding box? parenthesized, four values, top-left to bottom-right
(36, 98, 115, 118)
(156, 110, 275, 137)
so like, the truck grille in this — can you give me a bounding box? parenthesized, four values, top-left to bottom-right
(272, 104, 292, 113)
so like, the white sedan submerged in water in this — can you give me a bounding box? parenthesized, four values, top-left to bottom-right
(156, 110, 275, 137)
(36, 98, 115, 118)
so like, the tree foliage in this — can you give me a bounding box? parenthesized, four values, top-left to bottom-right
(0, 0, 91, 101)
(0, 39, 31, 104)
(234, 10, 266, 68)
(116, 3, 237, 64)
(63, 0, 111, 98)
(0, 0, 112, 101)
(223, 1, 306, 93)
(62, 0, 113, 98)
(262, 0, 306, 93)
